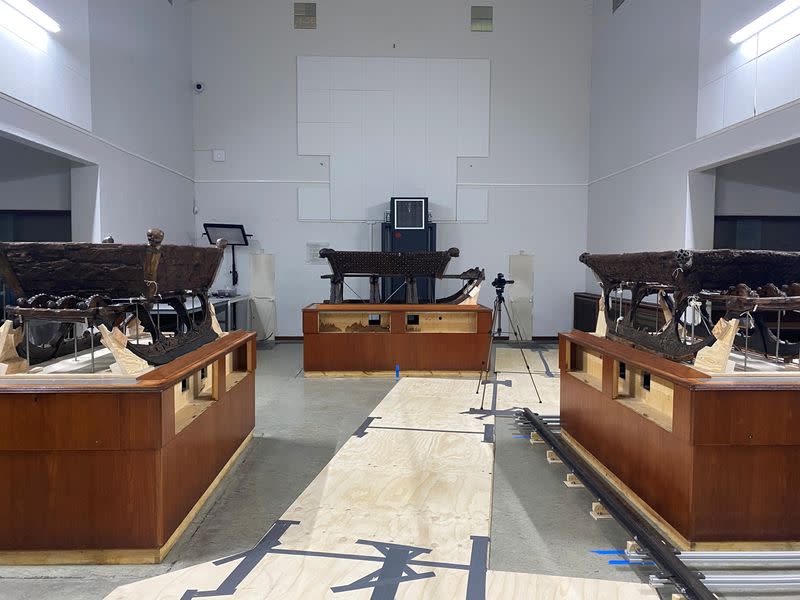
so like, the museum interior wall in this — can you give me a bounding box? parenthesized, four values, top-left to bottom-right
(190, 0, 593, 337)
(587, 0, 800, 290)
(0, 0, 195, 245)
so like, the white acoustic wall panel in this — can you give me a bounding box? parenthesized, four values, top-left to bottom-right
(0, 0, 91, 130)
(364, 91, 394, 220)
(723, 60, 756, 127)
(298, 90, 331, 122)
(297, 123, 331, 155)
(427, 59, 459, 220)
(457, 187, 489, 222)
(756, 35, 800, 115)
(297, 56, 490, 221)
(458, 60, 491, 157)
(394, 58, 428, 197)
(333, 90, 364, 124)
(298, 185, 331, 220)
(331, 122, 364, 219)
(697, 4, 800, 137)
(697, 77, 725, 138)
(333, 57, 365, 90)
(365, 57, 395, 91)
(298, 56, 331, 91)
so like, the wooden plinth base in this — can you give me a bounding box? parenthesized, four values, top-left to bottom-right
(0, 433, 253, 566)
(304, 370, 482, 378)
(561, 430, 800, 551)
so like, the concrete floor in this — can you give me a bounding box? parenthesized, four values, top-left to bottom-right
(1, 342, 794, 599)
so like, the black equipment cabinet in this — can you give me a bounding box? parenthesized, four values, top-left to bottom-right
(380, 222, 437, 303)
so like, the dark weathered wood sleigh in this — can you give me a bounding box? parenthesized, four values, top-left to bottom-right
(0, 229, 225, 365)
(319, 247, 484, 304)
(581, 249, 800, 361)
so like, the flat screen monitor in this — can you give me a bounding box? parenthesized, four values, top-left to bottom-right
(203, 223, 250, 246)
(391, 197, 428, 230)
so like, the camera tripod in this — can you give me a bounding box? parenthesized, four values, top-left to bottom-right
(476, 273, 542, 408)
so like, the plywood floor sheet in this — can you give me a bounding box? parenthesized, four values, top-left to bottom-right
(106, 377, 656, 600)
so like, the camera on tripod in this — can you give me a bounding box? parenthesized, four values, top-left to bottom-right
(491, 273, 514, 297)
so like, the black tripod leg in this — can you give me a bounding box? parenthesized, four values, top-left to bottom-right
(503, 297, 543, 404)
(476, 298, 498, 395)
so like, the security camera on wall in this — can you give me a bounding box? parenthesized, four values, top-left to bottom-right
(194, 81, 205, 94)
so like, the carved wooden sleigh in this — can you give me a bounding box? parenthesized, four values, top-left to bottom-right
(319, 247, 484, 304)
(0, 229, 225, 366)
(581, 249, 800, 361)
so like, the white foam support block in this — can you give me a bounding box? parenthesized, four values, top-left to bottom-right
(458, 59, 491, 157)
(298, 185, 331, 221)
(250, 253, 275, 298)
(457, 187, 489, 222)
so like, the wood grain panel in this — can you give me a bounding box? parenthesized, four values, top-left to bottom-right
(561, 330, 800, 544)
(0, 393, 120, 451)
(561, 373, 694, 537)
(0, 332, 256, 557)
(0, 450, 159, 549)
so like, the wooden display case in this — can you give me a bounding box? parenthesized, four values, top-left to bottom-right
(560, 330, 800, 549)
(302, 303, 492, 374)
(0, 330, 256, 564)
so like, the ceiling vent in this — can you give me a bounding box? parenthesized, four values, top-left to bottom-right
(471, 6, 493, 32)
(613, 0, 626, 12)
(294, 2, 316, 29)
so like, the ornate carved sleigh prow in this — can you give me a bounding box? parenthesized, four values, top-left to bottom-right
(580, 249, 800, 361)
(0, 229, 226, 366)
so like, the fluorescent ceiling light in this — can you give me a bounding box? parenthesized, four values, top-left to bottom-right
(3, 0, 59, 33)
(0, 0, 47, 49)
(730, 0, 800, 44)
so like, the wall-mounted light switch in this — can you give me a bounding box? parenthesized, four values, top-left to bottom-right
(212, 149, 226, 162)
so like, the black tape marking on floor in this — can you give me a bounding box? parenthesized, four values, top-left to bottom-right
(369, 425, 486, 436)
(466, 536, 489, 600)
(482, 423, 494, 443)
(354, 415, 380, 437)
(180, 519, 300, 599)
(174, 519, 489, 600)
(330, 540, 436, 597)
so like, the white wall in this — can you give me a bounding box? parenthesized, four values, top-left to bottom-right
(0, 0, 194, 244)
(192, 0, 593, 337)
(0, 0, 91, 130)
(697, 0, 800, 137)
(587, 0, 800, 288)
(715, 142, 800, 216)
(0, 135, 72, 210)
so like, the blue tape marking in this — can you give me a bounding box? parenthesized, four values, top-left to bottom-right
(395, 364, 400, 379)
(608, 559, 656, 566)
(512, 435, 527, 439)
(591, 550, 626, 555)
